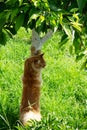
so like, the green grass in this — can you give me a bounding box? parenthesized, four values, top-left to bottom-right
(0, 28, 87, 130)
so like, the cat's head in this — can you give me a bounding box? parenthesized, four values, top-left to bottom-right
(31, 53, 46, 71)
(25, 53, 46, 73)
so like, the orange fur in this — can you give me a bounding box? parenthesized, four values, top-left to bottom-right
(20, 54, 46, 125)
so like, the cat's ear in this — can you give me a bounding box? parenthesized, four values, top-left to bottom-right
(40, 53, 44, 57)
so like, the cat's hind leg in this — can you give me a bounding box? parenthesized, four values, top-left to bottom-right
(20, 110, 41, 125)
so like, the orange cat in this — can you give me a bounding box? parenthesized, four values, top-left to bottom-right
(20, 53, 46, 125)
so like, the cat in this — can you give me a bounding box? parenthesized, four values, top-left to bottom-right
(20, 53, 46, 125)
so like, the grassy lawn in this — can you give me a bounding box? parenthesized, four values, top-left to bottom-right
(0, 28, 87, 130)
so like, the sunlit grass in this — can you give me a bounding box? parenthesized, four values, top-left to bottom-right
(0, 28, 87, 129)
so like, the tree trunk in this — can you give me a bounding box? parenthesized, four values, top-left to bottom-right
(31, 28, 53, 55)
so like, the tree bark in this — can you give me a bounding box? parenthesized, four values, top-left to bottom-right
(31, 28, 53, 55)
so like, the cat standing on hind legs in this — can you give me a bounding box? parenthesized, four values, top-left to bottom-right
(20, 47, 46, 125)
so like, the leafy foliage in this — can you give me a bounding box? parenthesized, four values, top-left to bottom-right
(0, 1, 86, 33)
(0, 0, 87, 65)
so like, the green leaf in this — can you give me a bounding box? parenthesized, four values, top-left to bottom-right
(15, 14, 25, 32)
(0, 2, 6, 13)
(0, 17, 6, 29)
(58, 34, 69, 48)
(30, 14, 39, 21)
(36, 15, 45, 28)
(76, 52, 86, 63)
(5, 0, 18, 6)
(81, 61, 86, 70)
(73, 32, 81, 54)
(50, 19, 56, 26)
(62, 23, 72, 39)
(36, 20, 47, 33)
(76, 53, 84, 61)
(77, 0, 87, 12)
(36, 18, 41, 28)
(18, 0, 23, 6)
(0, 30, 7, 45)
(11, 8, 18, 21)
(29, 8, 40, 21)
(5, 11, 11, 21)
(29, 19, 36, 29)
(48, 0, 59, 11)
(20, 3, 30, 13)
(40, 15, 45, 22)
(71, 22, 82, 32)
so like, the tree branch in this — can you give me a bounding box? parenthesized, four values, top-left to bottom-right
(31, 28, 53, 54)
(41, 30, 53, 44)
